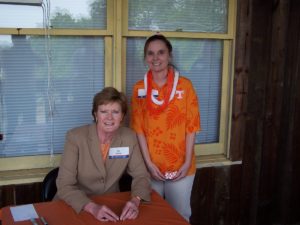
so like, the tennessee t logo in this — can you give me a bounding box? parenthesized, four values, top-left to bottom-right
(176, 90, 184, 99)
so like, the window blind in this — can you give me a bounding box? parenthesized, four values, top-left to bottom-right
(0, 35, 104, 157)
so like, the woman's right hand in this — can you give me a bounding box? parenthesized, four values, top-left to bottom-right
(84, 202, 119, 222)
(136, 134, 165, 180)
(147, 161, 165, 181)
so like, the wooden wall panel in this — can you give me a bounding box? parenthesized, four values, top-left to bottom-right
(273, 0, 300, 223)
(239, 0, 300, 224)
(14, 183, 42, 205)
(190, 165, 242, 225)
(239, 1, 274, 225)
(190, 167, 215, 225)
(255, 0, 289, 224)
(230, 0, 250, 162)
(0, 185, 15, 207)
(0, 183, 42, 208)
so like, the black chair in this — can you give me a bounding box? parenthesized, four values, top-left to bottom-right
(119, 172, 132, 192)
(40, 167, 131, 202)
(41, 167, 59, 202)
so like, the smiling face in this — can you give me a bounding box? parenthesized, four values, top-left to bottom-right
(145, 39, 171, 74)
(95, 102, 124, 134)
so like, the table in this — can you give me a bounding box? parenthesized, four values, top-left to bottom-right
(1, 191, 190, 225)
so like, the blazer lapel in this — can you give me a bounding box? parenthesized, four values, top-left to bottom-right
(105, 128, 128, 173)
(88, 124, 107, 177)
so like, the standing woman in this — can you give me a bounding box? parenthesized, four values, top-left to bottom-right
(131, 34, 201, 221)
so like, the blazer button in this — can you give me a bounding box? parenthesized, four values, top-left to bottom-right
(100, 178, 104, 183)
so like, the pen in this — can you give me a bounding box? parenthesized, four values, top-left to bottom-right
(30, 218, 38, 225)
(40, 216, 48, 225)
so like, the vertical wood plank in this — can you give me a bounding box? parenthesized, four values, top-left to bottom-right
(0, 185, 16, 207)
(239, 0, 274, 224)
(213, 166, 230, 224)
(256, 0, 289, 224)
(190, 165, 242, 225)
(274, 0, 300, 223)
(190, 167, 215, 225)
(14, 183, 42, 205)
(230, 0, 251, 161)
(226, 164, 242, 225)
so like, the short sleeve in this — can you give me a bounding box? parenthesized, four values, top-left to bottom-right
(130, 81, 145, 134)
(186, 80, 201, 133)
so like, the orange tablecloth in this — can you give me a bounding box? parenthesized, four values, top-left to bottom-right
(2, 191, 190, 225)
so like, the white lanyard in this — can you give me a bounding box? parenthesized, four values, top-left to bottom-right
(143, 70, 179, 105)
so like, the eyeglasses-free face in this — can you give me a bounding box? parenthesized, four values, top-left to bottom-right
(95, 102, 124, 134)
(145, 40, 171, 74)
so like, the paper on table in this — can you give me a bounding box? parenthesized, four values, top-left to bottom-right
(10, 204, 39, 222)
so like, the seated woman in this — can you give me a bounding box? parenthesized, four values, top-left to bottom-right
(55, 87, 151, 222)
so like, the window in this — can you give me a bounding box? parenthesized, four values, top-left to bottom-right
(0, 0, 110, 176)
(0, 0, 236, 184)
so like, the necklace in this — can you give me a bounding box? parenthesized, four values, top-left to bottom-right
(144, 68, 179, 114)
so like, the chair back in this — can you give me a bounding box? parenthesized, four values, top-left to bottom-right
(41, 167, 59, 201)
(119, 172, 132, 192)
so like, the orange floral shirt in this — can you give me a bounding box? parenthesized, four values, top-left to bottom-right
(131, 76, 201, 175)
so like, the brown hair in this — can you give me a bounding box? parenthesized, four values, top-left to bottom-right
(143, 34, 173, 60)
(91, 87, 127, 122)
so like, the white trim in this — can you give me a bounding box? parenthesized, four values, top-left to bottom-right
(0, 0, 42, 5)
(197, 160, 242, 168)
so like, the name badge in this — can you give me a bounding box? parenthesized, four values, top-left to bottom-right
(108, 147, 129, 159)
(138, 89, 146, 98)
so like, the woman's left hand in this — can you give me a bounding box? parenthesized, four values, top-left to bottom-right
(173, 163, 190, 181)
(119, 197, 140, 221)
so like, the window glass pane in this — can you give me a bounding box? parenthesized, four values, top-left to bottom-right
(128, 0, 228, 33)
(0, 4, 43, 28)
(126, 38, 222, 144)
(50, 0, 107, 29)
(0, 0, 107, 29)
(0, 35, 104, 157)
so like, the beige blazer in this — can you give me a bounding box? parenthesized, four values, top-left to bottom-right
(55, 124, 151, 213)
